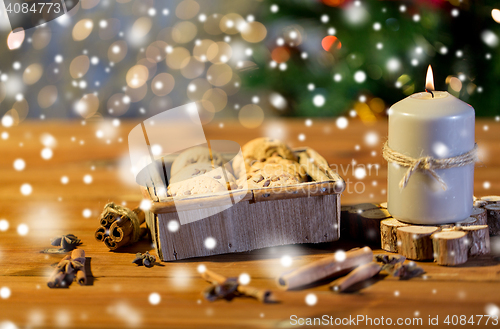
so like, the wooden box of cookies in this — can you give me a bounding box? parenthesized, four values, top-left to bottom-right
(142, 138, 345, 261)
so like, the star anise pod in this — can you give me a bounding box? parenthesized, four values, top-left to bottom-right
(203, 278, 239, 302)
(132, 251, 156, 268)
(50, 234, 81, 251)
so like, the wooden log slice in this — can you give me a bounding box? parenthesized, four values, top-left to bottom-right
(431, 231, 468, 266)
(379, 202, 387, 209)
(470, 207, 487, 225)
(347, 203, 383, 242)
(341, 205, 353, 217)
(380, 218, 409, 253)
(454, 217, 477, 227)
(480, 196, 500, 204)
(358, 208, 392, 244)
(396, 226, 439, 261)
(485, 204, 500, 236)
(461, 225, 490, 256)
(474, 200, 488, 207)
(340, 205, 353, 236)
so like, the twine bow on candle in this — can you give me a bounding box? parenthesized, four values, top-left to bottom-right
(382, 141, 478, 190)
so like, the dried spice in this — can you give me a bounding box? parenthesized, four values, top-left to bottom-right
(53, 234, 81, 250)
(203, 277, 239, 302)
(132, 251, 156, 268)
(47, 249, 87, 288)
(375, 255, 425, 280)
(42, 234, 81, 254)
(94, 203, 147, 251)
(374, 254, 406, 265)
(201, 268, 276, 303)
(390, 261, 425, 280)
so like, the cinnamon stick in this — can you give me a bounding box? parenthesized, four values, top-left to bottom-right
(47, 255, 71, 288)
(277, 247, 373, 290)
(71, 249, 86, 286)
(94, 227, 107, 242)
(201, 268, 276, 303)
(47, 249, 87, 288)
(237, 285, 275, 303)
(103, 236, 117, 250)
(330, 262, 381, 292)
(201, 269, 227, 285)
(95, 203, 147, 250)
(100, 213, 119, 228)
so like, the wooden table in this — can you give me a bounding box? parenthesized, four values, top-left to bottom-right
(1, 119, 499, 328)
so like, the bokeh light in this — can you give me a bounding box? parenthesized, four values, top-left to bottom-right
(492, 9, 500, 23)
(32, 28, 52, 50)
(108, 41, 128, 63)
(151, 73, 175, 96)
(72, 19, 94, 41)
(202, 88, 227, 112)
(69, 55, 90, 79)
(75, 94, 99, 118)
(322, 36, 341, 51)
(7, 29, 25, 50)
(238, 104, 264, 128)
(207, 63, 233, 86)
(176, 0, 200, 20)
(126, 65, 149, 89)
(166, 47, 190, 70)
(240, 21, 267, 43)
(172, 21, 197, 44)
(37, 86, 58, 109)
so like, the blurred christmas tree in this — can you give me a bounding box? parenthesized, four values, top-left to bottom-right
(244, 0, 500, 118)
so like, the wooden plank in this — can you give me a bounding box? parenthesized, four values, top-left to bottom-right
(155, 194, 340, 261)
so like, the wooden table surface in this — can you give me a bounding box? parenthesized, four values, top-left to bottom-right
(1, 118, 499, 329)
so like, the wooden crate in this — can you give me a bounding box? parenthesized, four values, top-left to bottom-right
(143, 148, 345, 261)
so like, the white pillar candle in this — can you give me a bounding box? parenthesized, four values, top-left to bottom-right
(387, 67, 475, 225)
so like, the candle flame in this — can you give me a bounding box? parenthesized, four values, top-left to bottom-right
(425, 65, 435, 91)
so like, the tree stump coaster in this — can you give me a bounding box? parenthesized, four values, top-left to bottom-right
(470, 207, 487, 225)
(380, 218, 409, 253)
(459, 225, 490, 256)
(343, 199, 495, 266)
(484, 204, 500, 236)
(397, 226, 439, 261)
(344, 203, 385, 244)
(431, 231, 468, 266)
(455, 217, 477, 227)
(479, 195, 500, 204)
(340, 205, 353, 236)
(357, 208, 392, 244)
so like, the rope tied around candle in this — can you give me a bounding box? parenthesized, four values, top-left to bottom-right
(382, 141, 478, 190)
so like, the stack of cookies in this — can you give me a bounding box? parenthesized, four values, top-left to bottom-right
(168, 138, 309, 198)
(235, 137, 306, 189)
(168, 146, 237, 197)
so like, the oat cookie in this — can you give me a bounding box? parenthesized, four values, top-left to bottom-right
(171, 146, 225, 177)
(249, 157, 306, 182)
(233, 138, 296, 177)
(168, 175, 226, 197)
(171, 163, 237, 190)
(246, 169, 300, 189)
(243, 137, 296, 162)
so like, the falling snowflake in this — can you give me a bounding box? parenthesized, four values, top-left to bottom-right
(305, 293, 317, 306)
(148, 293, 161, 305)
